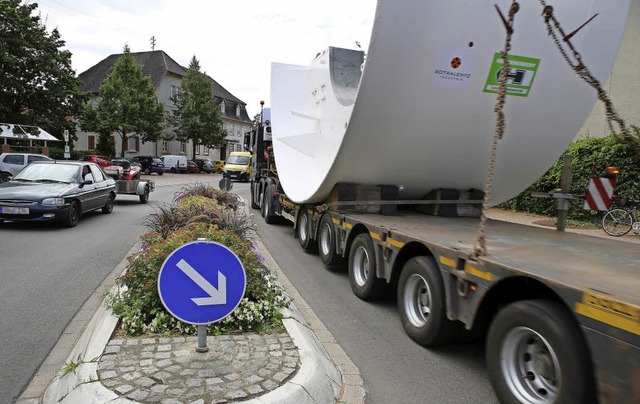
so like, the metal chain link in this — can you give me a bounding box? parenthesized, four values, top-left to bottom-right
(473, 1, 519, 258)
(538, 0, 638, 151)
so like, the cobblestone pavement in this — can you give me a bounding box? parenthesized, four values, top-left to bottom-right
(98, 333, 299, 403)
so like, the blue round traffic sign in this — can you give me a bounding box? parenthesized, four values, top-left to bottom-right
(158, 241, 246, 325)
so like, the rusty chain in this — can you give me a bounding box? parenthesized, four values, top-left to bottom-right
(537, 0, 637, 151)
(473, 1, 520, 258)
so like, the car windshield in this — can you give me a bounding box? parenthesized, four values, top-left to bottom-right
(14, 163, 79, 183)
(152, 158, 163, 164)
(227, 156, 249, 165)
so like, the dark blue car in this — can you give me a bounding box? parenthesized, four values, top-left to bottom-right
(0, 161, 116, 227)
(131, 156, 165, 175)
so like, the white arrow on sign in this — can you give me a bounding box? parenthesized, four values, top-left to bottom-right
(176, 259, 227, 305)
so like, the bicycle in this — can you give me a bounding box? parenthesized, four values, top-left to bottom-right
(601, 196, 640, 236)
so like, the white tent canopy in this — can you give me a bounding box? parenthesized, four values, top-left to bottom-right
(0, 123, 61, 146)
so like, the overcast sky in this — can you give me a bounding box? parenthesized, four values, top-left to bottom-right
(31, 0, 377, 117)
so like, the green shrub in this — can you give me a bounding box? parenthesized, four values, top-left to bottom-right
(499, 133, 640, 221)
(108, 223, 289, 336)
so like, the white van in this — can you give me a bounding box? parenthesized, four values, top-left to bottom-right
(161, 155, 188, 173)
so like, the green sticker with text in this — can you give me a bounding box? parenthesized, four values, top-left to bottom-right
(483, 53, 540, 97)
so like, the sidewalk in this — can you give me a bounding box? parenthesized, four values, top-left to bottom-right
(16, 235, 365, 403)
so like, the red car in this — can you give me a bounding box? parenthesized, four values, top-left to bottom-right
(103, 159, 154, 203)
(82, 154, 111, 168)
(186, 160, 198, 173)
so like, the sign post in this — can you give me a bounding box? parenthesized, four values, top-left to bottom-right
(158, 239, 246, 352)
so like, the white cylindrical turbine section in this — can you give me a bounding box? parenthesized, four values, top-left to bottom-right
(271, 0, 630, 204)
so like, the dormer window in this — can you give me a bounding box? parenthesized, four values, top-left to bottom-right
(220, 101, 226, 114)
(236, 104, 241, 117)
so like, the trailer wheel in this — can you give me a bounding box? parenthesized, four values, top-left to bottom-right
(349, 233, 387, 300)
(262, 184, 278, 224)
(139, 185, 149, 204)
(250, 182, 260, 209)
(297, 209, 317, 252)
(486, 300, 595, 404)
(318, 214, 343, 268)
(397, 256, 460, 346)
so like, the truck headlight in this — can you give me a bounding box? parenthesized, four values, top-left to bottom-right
(42, 197, 65, 206)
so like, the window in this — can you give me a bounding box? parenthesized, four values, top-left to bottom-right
(27, 155, 49, 164)
(196, 144, 201, 154)
(236, 104, 241, 117)
(204, 148, 209, 156)
(88, 135, 95, 150)
(180, 142, 186, 153)
(3, 155, 24, 165)
(127, 137, 139, 152)
(220, 101, 226, 114)
(162, 140, 168, 152)
(170, 85, 180, 98)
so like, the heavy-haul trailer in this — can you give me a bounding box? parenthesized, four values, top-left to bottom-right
(244, 1, 639, 402)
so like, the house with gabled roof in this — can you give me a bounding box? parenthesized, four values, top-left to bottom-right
(75, 50, 253, 161)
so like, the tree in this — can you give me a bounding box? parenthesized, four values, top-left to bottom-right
(80, 45, 165, 157)
(170, 56, 225, 159)
(0, 0, 86, 139)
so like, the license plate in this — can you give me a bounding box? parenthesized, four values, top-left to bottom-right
(0, 206, 29, 214)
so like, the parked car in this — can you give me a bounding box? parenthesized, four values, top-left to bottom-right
(0, 152, 53, 182)
(82, 154, 111, 168)
(195, 159, 214, 173)
(186, 160, 198, 173)
(131, 155, 165, 175)
(0, 161, 116, 227)
(212, 160, 225, 173)
(161, 155, 188, 173)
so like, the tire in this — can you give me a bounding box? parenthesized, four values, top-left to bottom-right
(139, 186, 149, 204)
(318, 213, 344, 268)
(486, 300, 596, 404)
(349, 233, 387, 300)
(397, 256, 461, 346)
(262, 184, 278, 224)
(143, 168, 151, 175)
(602, 208, 633, 236)
(250, 182, 260, 209)
(102, 194, 114, 214)
(65, 201, 80, 228)
(297, 208, 317, 253)
(0, 172, 11, 183)
(157, 171, 163, 176)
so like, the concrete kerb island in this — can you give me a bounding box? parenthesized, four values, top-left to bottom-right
(22, 205, 365, 403)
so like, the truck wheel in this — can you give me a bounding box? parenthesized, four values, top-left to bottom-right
(397, 256, 460, 346)
(486, 300, 595, 404)
(297, 209, 317, 252)
(102, 194, 114, 214)
(250, 182, 260, 209)
(349, 233, 387, 300)
(65, 201, 80, 228)
(139, 186, 149, 204)
(262, 184, 278, 224)
(318, 213, 343, 269)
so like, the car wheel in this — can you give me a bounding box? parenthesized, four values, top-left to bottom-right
(65, 201, 80, 228)
(139, 186, 150, 204)
(102, 194, 114, 214)
(143, 168, 151, 175)
(0, 172, 11, 183)
(157, 171, 163, 176)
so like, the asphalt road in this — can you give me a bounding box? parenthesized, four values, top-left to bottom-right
(0, 172, 221, 403)
(236, 187, 498, 404)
